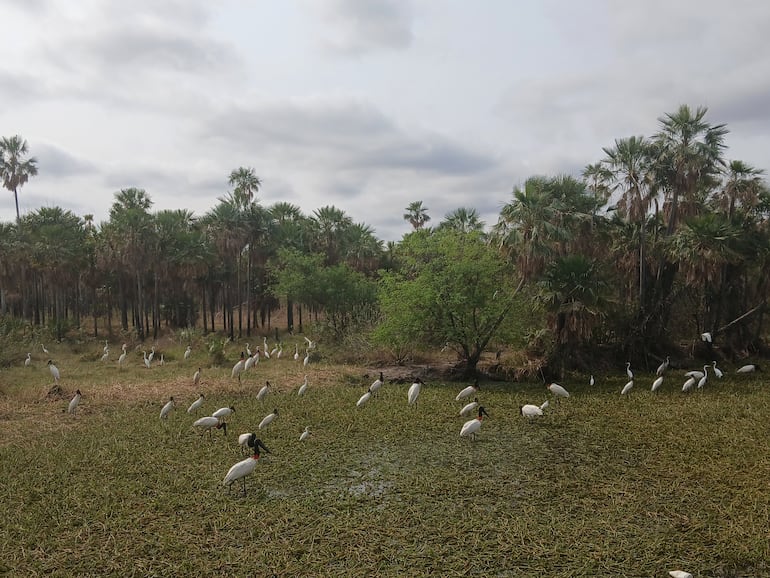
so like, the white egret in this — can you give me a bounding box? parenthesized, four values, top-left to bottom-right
(244, 352, 256, 372)
(669, 571, 692, 578)
(187, 393, 205, 414)
(245, 343, 252, 357)
(589, 375, 595, 386)
(259, 409, 279, 429)
(270, 344, 279, 358)
(293, 344, 299, 361)
(370, 372, 384, 396)
(684, 369, 705, 379)
(298, 375, 309, 396)
(41, 344, 49, 355)
(276, 344, 283, 359)
(303, 349, 310, 367)
(47, 360, 60, 384)
(357, 389, 373, 408)
(460, 406, 490, 440)
(148, 346, 155, 364)
(24, 353, 31, 367)
(300, 426, 311, 441)
(737, 363, 760, 374)
(118, 344, 127, 368)
(625, 362, 633, 380)
(682, 376, 696, 393)
(656, 356, 670, 376)
(213, 406, 235, 421)
(520, 401, 548, 418)
(103, 340, 109, 354)
(711, 361, 723, 379)
(231, 352, 246, 381)
(701, 332, 712, 343)
(193, 368, 202, 385)
(142, 350, 151, 369)
(159, 354, 164, 366)
(160, 397, 175, 419)
(547, 383, 569, 399)
(651, 375, 664, 392)
(455, 379, 479, 402)
(407, 378, 424, 406)
(68, 389, 82, 414)
(223, 438, 271, 496)
(193, 416, 227, 438)
(697, 365, 709, 389)
(184, 345, 192, 360)
(262, 337, 270, 359)
(100, 349, 109, 363)
(459, 397, 479, 417)
(620, 380, 634, 395)
(304, 336, 316, 350)
(257, 381, 271, 401)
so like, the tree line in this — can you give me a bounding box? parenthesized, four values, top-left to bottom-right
(2, 104, 769, 375)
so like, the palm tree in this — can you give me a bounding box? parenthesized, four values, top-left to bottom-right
(228, 167, 262, 206)
(720, 160, 766, 219)
(437, 207, 485, 235)
(403, 201, 431, 230)
(309, 205, 353, 266)
(0, 135, 38, 223)
(653, 105, 728, 235)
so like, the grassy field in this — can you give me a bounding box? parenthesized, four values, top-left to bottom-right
(1, 343, 769, 577)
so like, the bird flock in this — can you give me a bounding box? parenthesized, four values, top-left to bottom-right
(25, 338, 763, 505)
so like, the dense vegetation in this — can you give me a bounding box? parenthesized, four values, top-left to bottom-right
(1, 104, 769, 376)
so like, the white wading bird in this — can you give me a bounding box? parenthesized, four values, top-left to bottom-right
(231, 352, 246, 381)
(621, 380, 634, 395)
(193, 416, 227, 438)
(256, 381, 271, 401)
(184, 345, 192, 360)
(651, 375, 664, 392)
(407, 378, 424, 406)
(300, 426, 311, 441)
(625, 361, 634, 380)
(370, 372, 384, 396)
(298, 375, 309, 396)
(24, 353, 31, 367)
(460, 406, 490, 440)
(520, 400, 548, 418)
(160, 397, 175, 419)
(711, 360, 723, 379)
(656, 356, 670, 376)
(47, 360, 60, 384)
(737, 363, 760, 374)
(258, 409, 279, 429)
(547, 382, 569, 399)
(459, 397, 479, 417)
(187, 393, 205, 414)
(223, 437, 271, 496)
(357, 389, 373, 408)
(455, 379, 479, 402)
(68, 389, 82, 414)
(213, 406, 235, 422)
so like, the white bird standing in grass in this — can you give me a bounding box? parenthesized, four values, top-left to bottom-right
(187, 393, 205, 414)
(737, 363, 760, 374)
(589, 374, 595, 386)
(259, 409, 279, 429)
(68, 389, 82, 414)
(669, 571, 692, 578)
(103, 340, 109, 354)
(459, 397, 479, 417)
(223, 437, 271, 496)
(697, 365, 709, 389)
(651, 375, 664, 392)
(621, 380, 634, 395)
(682, 376, 696, 393)
(101, 349, 109, 363)
(685, 368, 705, 380)
(213, 406, 235, 422)
(41, 344, 49, 355)
(460, 405, 490, 440)
(298, 375, 309, 396)
(118, 344, 127, 368)
(370, 372, 384, 396)
(193, 368, 202, 385)
(24, 353, 31, 367)
(257, 381, 271, 401)
(547, 382, 569, 399)
(300, 426, 311, 441)
(711, 360, 723, 379)
(142, 350, 151, 369)
(47, 360, 60, 384)
(294, 344, 299, 361)
(148, 346, 155, 365)
(231, 352, 246, 381)
(244, 351, 257, 372)
(184, 345, 192, 360)
(276, 344, 283, 359)
(455, 379, 479, 402)
(262, 337, 270, 359)
(303, 349, 310, 367)
(357, 389, 373, 408)
(625, 362, 634, 380)
(520, 401, 548, 418)
(656, 356, 670, 376)
(160, 397, 175, 419)
(193, 416, 227, 438)
(407, 378, 424, 406)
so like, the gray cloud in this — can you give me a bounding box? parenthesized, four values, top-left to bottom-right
(316, 0, 414, 55)
(34, 143, 97, 178)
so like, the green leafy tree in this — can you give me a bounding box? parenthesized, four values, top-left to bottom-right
(375, 229, 519, 375)
(0, 135, 38, 223)
(403, 200, 430, 230)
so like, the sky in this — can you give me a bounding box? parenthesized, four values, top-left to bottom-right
(2, 0, 770, 242)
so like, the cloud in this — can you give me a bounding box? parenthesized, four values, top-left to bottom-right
(315, 0, 414, 55)
(34, 142, 97, 178)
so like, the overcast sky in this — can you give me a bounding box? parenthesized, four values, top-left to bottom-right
(2, 0, 770, 241)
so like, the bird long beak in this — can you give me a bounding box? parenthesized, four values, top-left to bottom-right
(256, 439, 271, 454)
